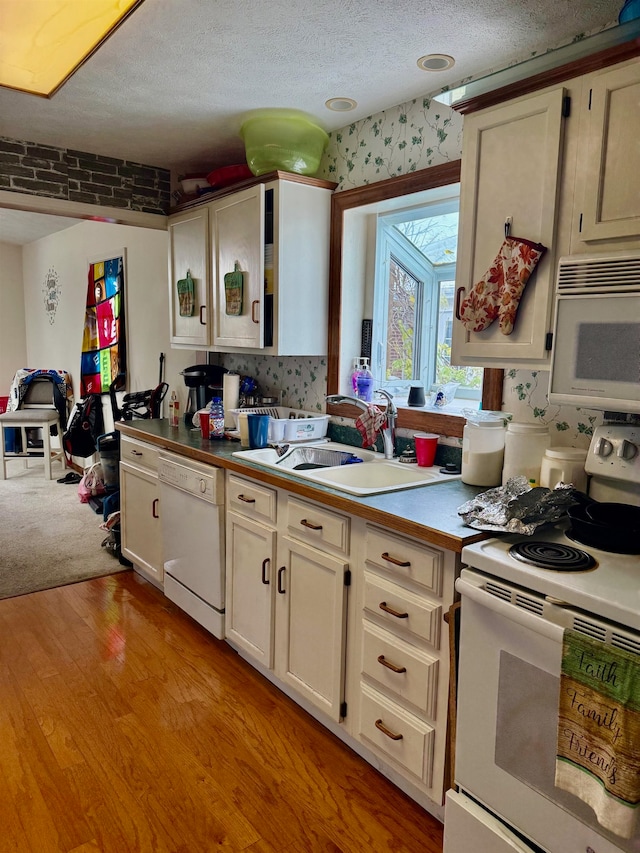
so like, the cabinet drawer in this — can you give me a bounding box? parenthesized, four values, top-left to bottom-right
(362, 620, 439, 719)
(286, 497, 349, 555)
(365, 526, 442, 597)
(363, 571, 441, 650)
(359, 683, 435, 785)
(120, 436, 159, 473)
(227, 474, 277, 524)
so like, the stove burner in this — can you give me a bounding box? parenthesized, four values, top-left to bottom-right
(509, 541, 597, 571)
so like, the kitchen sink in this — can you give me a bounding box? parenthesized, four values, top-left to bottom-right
(233, 442, 460, 495)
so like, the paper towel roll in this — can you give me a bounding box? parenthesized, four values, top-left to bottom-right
(223, 373, 240, 427)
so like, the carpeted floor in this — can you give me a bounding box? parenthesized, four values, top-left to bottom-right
(0, 459, 130, 600)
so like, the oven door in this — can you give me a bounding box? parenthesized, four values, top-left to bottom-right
(453, 570, 638, 853)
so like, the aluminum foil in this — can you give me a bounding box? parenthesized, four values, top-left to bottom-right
(458, 476, 578, 534)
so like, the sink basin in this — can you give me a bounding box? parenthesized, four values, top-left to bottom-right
(233, 443, 460, 495)
(304, 461, 456, 494)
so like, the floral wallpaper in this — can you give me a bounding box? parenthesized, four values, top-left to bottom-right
(219, 86, 610, 449)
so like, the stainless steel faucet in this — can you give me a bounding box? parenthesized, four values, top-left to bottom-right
(326, 390, 397, 459)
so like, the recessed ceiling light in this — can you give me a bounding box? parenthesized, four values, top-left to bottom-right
(417, 54, 455, 72)
(0, 0, 145, 98)
(325, 97, 358, 112)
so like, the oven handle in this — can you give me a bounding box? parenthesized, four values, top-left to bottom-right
(456, 577, 565, 643)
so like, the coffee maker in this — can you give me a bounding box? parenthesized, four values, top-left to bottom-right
(180, 365, 226, 425)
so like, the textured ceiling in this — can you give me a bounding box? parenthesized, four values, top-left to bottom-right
(0, 0, 625, 243)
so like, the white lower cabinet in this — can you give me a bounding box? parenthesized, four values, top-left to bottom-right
(225, 475, 350, 722)
(120, 436, 163, 587)
(352, 520, 457, 806)
(224, 471, 458, 814)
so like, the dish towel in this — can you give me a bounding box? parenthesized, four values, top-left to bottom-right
(555, 629, 640, 839)
(355, 405, 386, 448)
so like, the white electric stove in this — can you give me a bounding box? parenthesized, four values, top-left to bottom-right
(445, 424, 640, 853)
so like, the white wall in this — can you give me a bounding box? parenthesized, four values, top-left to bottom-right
(21, 220, 195, 431)
(0, 241, 27, 398)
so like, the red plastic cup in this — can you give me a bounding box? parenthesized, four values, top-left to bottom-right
(414, 432, 438, 467)
(198, 411, 210, 439)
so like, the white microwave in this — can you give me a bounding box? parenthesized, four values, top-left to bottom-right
(548, 251, 640, 414)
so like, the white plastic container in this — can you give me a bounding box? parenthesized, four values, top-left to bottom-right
(461, 419, 506, 486)
(502, 422, 551, 486)
(540, 447, 588, 491)
(230, 407, 329, 442)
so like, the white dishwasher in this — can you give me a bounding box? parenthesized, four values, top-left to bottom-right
(158, 450, 225, 639)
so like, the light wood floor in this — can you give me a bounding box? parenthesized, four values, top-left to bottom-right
(0, 570, 444, 853)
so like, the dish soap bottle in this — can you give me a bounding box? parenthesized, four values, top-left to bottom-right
(356, 358, 373, 402)
(209, 397, 225, 439)
(350, 358, 361, 394)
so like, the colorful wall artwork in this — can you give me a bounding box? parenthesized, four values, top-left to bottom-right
(80, 252, 126, 396)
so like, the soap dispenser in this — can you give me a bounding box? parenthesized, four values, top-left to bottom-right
(356, 358, 373, 402)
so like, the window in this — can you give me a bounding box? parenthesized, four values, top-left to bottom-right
(371, 196, 482, 407)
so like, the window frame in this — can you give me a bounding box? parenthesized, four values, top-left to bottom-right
(326, 161, 503, 439)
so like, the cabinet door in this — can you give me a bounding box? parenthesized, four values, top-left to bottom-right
(275, 536, 348, 721)
(225, 510, 276, 668)
(578, 62, 640, 243)
(211, 184, 264, 349)
(168, 207, 210, 346)
(120, 463, 162, 585)
(452, 88, 566, 367)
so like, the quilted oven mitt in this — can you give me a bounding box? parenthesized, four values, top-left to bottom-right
(460, 236, 546, 335)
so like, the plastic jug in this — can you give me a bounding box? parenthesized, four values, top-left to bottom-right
(461, 412, 506, 486)
(502, 422, 551, 486)
(540, 447, 588, 491)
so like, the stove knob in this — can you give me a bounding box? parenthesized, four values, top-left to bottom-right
(594, 437, 613, 457)
(617, 439, 639, 460)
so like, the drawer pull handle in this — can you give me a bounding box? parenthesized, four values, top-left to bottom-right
(238, 494, 256, 503)
(455, 286, 465, 320)
(377, 655, 407, 674)
(277, 566, 286, 595)
(251, 300, 260, 324)
(379, 601, 409, 619)
(261, 558, 270, 585)
(152, 498, 159, 519)
(199, 305, 207, 326)
(381, 552, 411, 568)
(131, 449, 143, 456)
(300, 518, 322, 531)
(375, 719, 403, 741)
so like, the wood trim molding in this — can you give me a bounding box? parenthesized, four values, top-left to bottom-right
(327, 161, 504, 438)
(452, 40, 640, 115)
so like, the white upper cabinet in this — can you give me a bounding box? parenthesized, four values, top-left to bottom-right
(168, 206, 210, 347)
(168, 173, 335, 355)
(452, 56, 640, 369)
(572, 60, 640, 248)
(451, 88, 568, 369)
(211, 184, 265, 350)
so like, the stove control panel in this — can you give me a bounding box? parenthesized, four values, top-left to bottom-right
(585, 424, 640, 489)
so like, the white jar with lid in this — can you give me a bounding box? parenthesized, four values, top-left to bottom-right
(540, 447, 588, 491)
(461, 419, 506, 486)
(502, 422, 551, 486)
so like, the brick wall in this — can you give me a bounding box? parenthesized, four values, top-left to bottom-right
(0, 137, 170, 214)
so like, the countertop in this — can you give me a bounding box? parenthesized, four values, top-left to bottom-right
(116, 419, 490, 553)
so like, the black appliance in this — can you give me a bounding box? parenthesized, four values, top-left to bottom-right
(181, 365, 227, 422)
